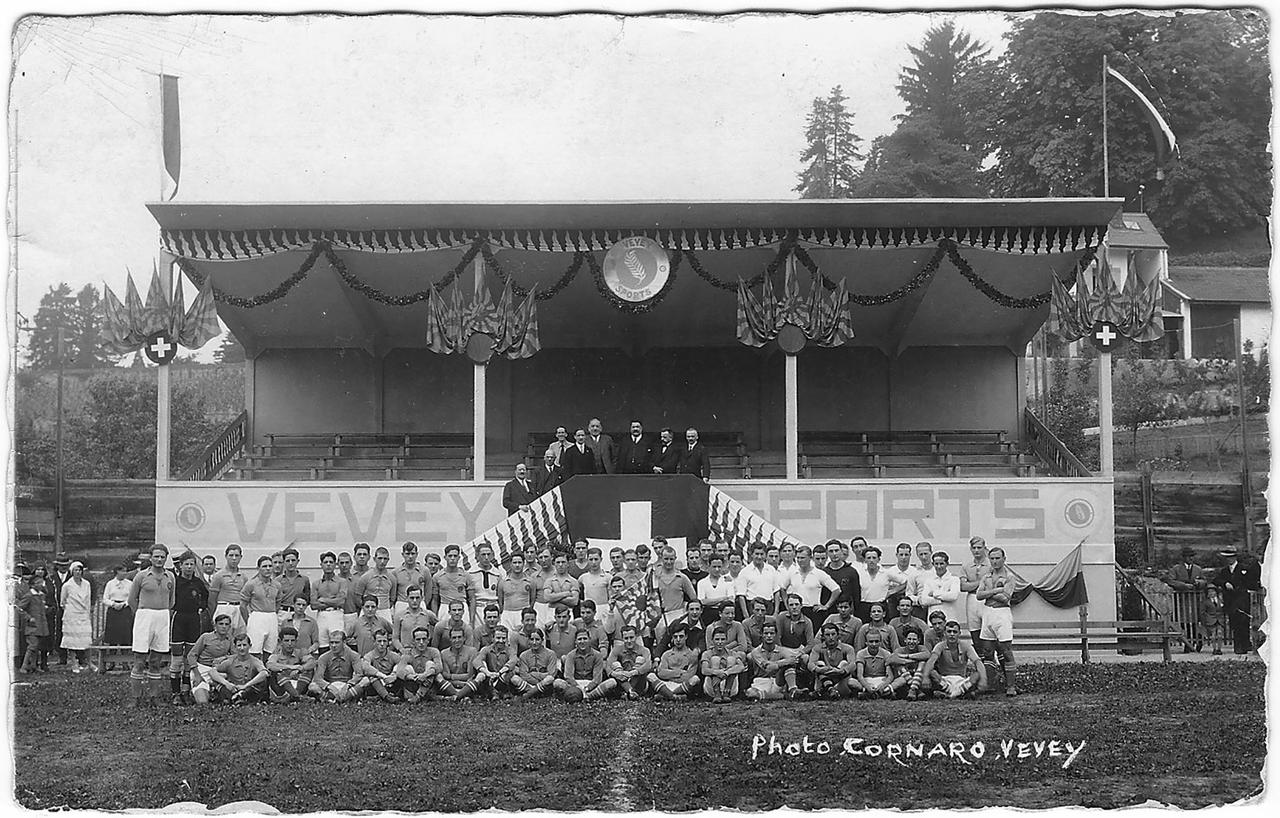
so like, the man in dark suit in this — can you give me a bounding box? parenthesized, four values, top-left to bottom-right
(617, 420, 654, 474)
(533, 451, 561, 496)
(503, 463, 537, 516)
(1213, 547, 1262, 654)
(560, 429, 597, 481)
(1167, 548, 1208, 591)
(652, 428, 681, 475)
(587, 418, 616, 475)
(50, 553, 72, 665)
(677, 427, 710, 481)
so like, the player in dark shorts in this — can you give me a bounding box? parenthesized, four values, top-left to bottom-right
(168, 552, 210, 705)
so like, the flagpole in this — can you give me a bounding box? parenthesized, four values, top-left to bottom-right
(1102, 55, 1110, 198)
(473, 253, 487, 482)
(156, 73, 172, 484)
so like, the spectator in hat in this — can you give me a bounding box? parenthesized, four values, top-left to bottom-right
(59, 561, 95, 673)
(1213, 547, 1262, 655)
(10, 563, 31, 670)
(49, 553, 73, 666)
(17, 570, 51, 673)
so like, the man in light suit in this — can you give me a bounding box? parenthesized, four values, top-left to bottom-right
(560, 429, 597, 481)
(533, 451, 561, 497)
(587, 418, 616, 475)
(503, 463, 537, 516)
(678, 427, 710, 481)
(617, 420, 654, 474)
(544, 426, 572, 468)
(652, 428, 681, 474)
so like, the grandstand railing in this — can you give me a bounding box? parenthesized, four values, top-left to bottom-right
(1024, 408, 1092, 478)
(177, 410, 248, 481)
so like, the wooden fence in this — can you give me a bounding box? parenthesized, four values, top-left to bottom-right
(1114, 470, 1268, 563)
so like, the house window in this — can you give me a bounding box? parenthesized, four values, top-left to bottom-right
(1190, 304, 1240, 359)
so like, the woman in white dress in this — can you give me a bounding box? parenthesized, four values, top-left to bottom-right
(59, 561, 95, 672)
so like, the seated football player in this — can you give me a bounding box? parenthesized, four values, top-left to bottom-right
(473, 604, 504, 649)
(570, 600, 610, 652)
(741, 597, 772, 649)
(654, 599, 705, 656)
(605, 624, 653, 700)
(346, 595, 396, 657)
(267, 626, 316, 703)
(647, 622, 700, 700)
(396, 627, 444, 703)
(394, 585, 438, 652)
(309, 629, 366, 702)
(745, 621, 800, 701)
(283, 594, 321, 658)
(511, 607, 542, 655)
(774, 593, 816, 652)
(556, 628, 608, 701)
(707, 600, 750, 657)
(512, 627, 559, 700)
(888, 626, 932, 700)
(889, 596, 929, 650)
(207, 633, 269, 705)
(923, 609, 949, 652)
(186, 613, 234, 706)
(701, 628, 746, 703)
(363, 628, 404, 703)
(807, 622, 856, 700)
(854, 603, 900, 652)
(438, 625, 482, 701)
(474, 624, 519, 699)
(545, 605, 578, 658)
(853, 628, 894, 699)
(922, 620, 985, 699)
(821, 598, 862, 647)
(433, 600, 476, 651)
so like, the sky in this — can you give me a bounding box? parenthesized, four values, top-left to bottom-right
(3, 5, 1028, 359)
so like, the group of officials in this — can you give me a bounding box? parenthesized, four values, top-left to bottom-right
(503, 420, 710, 512)
(117, 529, 1023, 707)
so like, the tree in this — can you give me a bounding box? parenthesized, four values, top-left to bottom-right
(854, 23, 993, 197)
(895, 21, 990, 144)
(978, 10, 1270, 238)
(27, 283, 119, 371)
(795, 86, 863, 198)
(1113, 351, 1170, 463)
(214, 332, 247, 364)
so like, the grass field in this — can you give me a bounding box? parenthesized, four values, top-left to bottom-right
(11, 661, 1266, 811)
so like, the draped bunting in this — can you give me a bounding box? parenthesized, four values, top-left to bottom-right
(160, 223, 1106, 261)
(1009, 542, 1090, 608)
(708, 486, 803, 555)
(1048, 246, 1164, 343)
(736, 260, 854, 348)
(425, 273, 541, 361)
(100, 271, 222, 354)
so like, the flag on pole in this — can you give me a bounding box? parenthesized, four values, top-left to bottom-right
(100, 285, 136, 354)
(140, 266, 171, 336)
(122, 273, 147, 348)
(180, 274, 222, 349)
(1009, 541, 1090, 608)
(161, 74, 181, 200)
(1107, 66, 1178, 177)
(168, 276, 186, 336)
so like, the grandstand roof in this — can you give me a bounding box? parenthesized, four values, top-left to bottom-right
(146, 199, 1123, 356)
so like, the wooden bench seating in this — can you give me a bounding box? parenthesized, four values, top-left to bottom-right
(1015, 617, 1178, 663)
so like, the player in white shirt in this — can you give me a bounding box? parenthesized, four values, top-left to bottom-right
(781, 545, 841, 634)
(734, 544, 783, 618)
(913, 551, 963, 624)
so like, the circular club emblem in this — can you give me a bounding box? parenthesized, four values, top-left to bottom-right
(466, 333, 496, 365)
(143, 330, 178, 365)
(1064, 498, 1096, 529)
(175, 502, 206, 533)
(1088, 320, 1122, 353)
(603, 237, 670, 303)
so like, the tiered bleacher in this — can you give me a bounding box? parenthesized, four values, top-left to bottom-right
(224, 429, 1044, 481)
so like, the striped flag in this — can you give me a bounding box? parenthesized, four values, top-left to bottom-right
(709, 485, 800, 554)
(100, 285, 136, 354)
(1107, 66, 1178, 178)
(139, 266, 171, 336)
(161, 74, 181, 200)
(122, 273, 147, 348)
(179, 274, 222, 348)
(1010, 541, 1089, 608)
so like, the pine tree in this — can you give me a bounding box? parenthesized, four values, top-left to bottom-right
(795, 86, 863, 198)
(896, 21, 991, 144)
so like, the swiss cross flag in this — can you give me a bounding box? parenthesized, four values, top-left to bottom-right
(559, 475, 710, 557)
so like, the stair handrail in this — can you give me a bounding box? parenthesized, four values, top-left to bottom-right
(1114, 564, 1173, 626)
(177, 410, 249, 481)
(1024, 408, 1092, 478)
